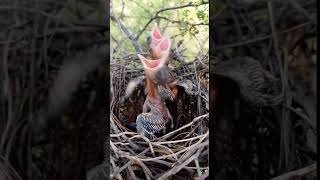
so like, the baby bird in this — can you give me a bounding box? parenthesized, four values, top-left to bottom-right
(136, 70, 173, 139)
(133, 26, 198, 139)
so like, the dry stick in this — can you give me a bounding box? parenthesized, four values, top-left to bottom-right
(193, 62, 202, 117)
(284, 105, 314, 129)
(0, 6, 58, 19)
(0, 30, 13, 154)
(131, 157, 153, 180)
(112, 141, 140, 164)
(139, 136, 156, 158)
(136, 147, 152, 159)
(226, 0, 243, 38)
(283, 36, 294, 170)
(0, 155, 23, 180)
(270, 163, 317, 180)
(158, 16, 208, 26)
(214, 22, 311, 50)
(110, 11, 142, 53)
(131, 0, 152, 17)
(113, 148, 149, 175)
(184, 166, 208, 170)
(150, 143, 179, 161)
(110, 157, 123, 180)
(28, 12, 40, 180)
(195, 159, 202, 177)
(17, 123, 28, 174)
(110, 73, 116, 112)
(179, 142, 206, 164)
(157, 113, 208, 141)
(111, 131, 137, 138)
(33, 26, 106, 39)
(4, 119, 26, 159)
(111, 139, 144, 159)
(116, 137, 208, 165)
(268, 1, 290, 171)
(157, 147, 202, 180)
(110, 115, 123, 146)
(111, 160, 132, 177)
(129, 134, 179, 161)
(147, 159, 173, 167)
(138, 132, 208, 162)
(42, 16, 50, 79)
(112, 130, 208, 176)
(199, 168, 209, 179)
(175, 146, 198, 167)
(110, 140, 120, 159)
(127, 161, 138, 180)
(287, 0, 316, 24)
(111, 114, 140, 150)
(173, 41, 188, 67)
(136, 1, 209, 40)
(153, 133, 207, 145)
(0, 5, 107, 28)
(239, 11, 255, 34)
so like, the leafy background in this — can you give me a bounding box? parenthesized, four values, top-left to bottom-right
(111, 0, 209, 64)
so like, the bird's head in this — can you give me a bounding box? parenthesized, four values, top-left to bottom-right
(138, 53, 169, 80)
(139, 26, 172, 83)
(150, 26, 162, 47)
(147, 26, 171, 60)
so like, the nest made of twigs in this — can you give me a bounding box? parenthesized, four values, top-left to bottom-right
(110, 55, 209, 180)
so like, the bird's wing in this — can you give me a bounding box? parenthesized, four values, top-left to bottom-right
(158, 84, 174, 101)
(173, 79, 199, 96)
(121, 75, 146, 102)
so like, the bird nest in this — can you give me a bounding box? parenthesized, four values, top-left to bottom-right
(110, 55, 209, 180)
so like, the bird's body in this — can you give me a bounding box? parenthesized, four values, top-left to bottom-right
(136, 76, 172, 139)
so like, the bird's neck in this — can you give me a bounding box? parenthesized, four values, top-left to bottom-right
(146, 76, 160, 100)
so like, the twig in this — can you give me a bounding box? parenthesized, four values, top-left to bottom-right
(139, 132, 208, 162)
(0, 30, 13, 154)
(0, 155, 23, 180)
(111, 160, 132, 177)
(287, 0, 316, 24)
(110, 11, 143, 53)
(270, 163, 317, 180)
(157, 147, 202, 180)
(268, 0, 292, 170)
(127, 161, 138, 180)
(136, 1, 209, 40)
(157, 113, 208, 141)
(0, 6, 59, 19)
(198, 168, 209, 179)
(214, 22, 311, 50)
(131, 157, 153, 180)
(284, 104, 315, 129)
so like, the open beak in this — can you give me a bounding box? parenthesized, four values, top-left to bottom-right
(137, 54, 168, 78)
(151, 26, 162, 47)
(139, 26, 171, 77)
(152, 37, 171, 59)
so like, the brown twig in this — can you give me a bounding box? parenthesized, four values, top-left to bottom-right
(270, 163, 317, 180)
(135, 1, 209, 40)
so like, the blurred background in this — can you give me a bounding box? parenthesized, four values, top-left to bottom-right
(0, 0, 108, 180)
(211, 0, 317, 179)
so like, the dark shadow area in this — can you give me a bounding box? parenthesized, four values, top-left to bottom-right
(211, 0, 317, 179)
(0, 0, 109, 180)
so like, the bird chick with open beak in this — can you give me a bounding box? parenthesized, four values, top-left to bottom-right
(136, 53, 173, 139)
(135, 26, 176, 138)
